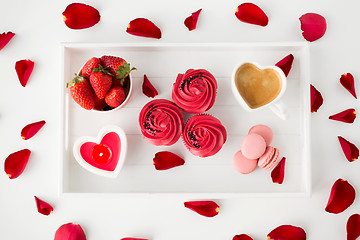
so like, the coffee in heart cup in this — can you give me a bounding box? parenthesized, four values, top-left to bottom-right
(231, 62, 288, 119)
(73, 125, 127, 178)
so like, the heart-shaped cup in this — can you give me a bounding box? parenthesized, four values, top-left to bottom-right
(73, 125, 127, 178)
(231, 62, 288, 118)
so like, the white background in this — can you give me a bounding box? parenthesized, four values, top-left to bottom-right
(1, 0, 360, 239)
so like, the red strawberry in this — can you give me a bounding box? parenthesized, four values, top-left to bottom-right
(67, 74, 95, 110)
(89, 65, 113, 99)
(100, 55, 135, 86)
(94, 96, 107, 110)
(111, 76, 129, 87)
(80, 57, 100, 78)
(105, 85, 126, 108)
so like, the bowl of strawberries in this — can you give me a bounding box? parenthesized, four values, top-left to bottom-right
(67, 55, 135, 112)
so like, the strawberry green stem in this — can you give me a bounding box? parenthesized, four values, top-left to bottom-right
(115, 62, 136, 80)
(92, 64, 113, 76)
(67, 74, 84, 88)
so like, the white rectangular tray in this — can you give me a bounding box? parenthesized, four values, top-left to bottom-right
(60, 42, 311, 197)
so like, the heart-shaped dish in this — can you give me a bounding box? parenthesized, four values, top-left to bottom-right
(73, 125, 127, 178)
(231, 62, 287, 111)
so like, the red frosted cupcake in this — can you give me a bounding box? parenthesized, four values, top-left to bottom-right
(172, 69, 217, 113)
(182, 114, 227, 157)
(139, 99, 184, 146)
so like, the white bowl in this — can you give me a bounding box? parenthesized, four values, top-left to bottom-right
(77, 60, 133, 113)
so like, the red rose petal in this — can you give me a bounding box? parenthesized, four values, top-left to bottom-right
(54, 223, 86, 240)
(184, 201, 219, 217)
(0, 31, 15, 51)
(233, 234, 253, 240)
(275, 54, 294, 77)
(310, 84, 323, 112)
(338, 136, 359, 162)
(21, 120, 46, 140)
(267, 225, 306, 240)
(62, 3, 100, 30)
(153, 151, 185, 170)
(329, 108, 356, 123)
(15, 59, 34, 87)
(34, 196, 53, 216)
(340, 73, 357, 99)
(121, 238, 148, 240)
(347, 214, 360, 240)
(271, 157, 286, 184)
(235, 3, 268, 27)
(4, 149, 31, 179)
(184, 9, 202, 31)
(299, 13, 327, 42)
(143, 74, 158, 98)
(126, 18, 161, 39)
(325, 178, 355, 214)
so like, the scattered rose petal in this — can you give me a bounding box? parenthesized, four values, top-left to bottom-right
(310, 84, 323, 112)
(153, 151, 185, 170)
(15, 59, 34, 87)
(329, 108, 356, 124)
(0, 32, 15, 51)
(34, 196, 53, 216)
(347, 214, 360, 240)
(54, 223, 86, 240)
(126, 18, 161, 39)
(184, 201, 219, 217)
(184, 9, 202, 31)
(21, 120, 46, 140)
(338, 136, 359, 162)
(340, 73, 357, 99)
(267, 225, 306, 240)
(325, 178, 355, 214)
(299, 13, 327, 42)
(121, 238, 149, 240)
(271, 157, 286, 184)
(62, 3, 100, 30)
(233, 234, 253, 240)
(142, 74, 158, 98)
(4, 149, 31, 179)
(275, 54, 294, 77)
(235, 3, 268, 27)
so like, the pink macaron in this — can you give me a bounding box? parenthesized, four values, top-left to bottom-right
(241, 133, 266, 159)
(248, 124, 273, 146)
(258, 146, 280, 171)
(233, 150, 258, 174)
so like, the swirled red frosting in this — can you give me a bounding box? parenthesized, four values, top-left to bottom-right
(182, 114, 227, 157)
(172, 69, 217, 113)
(139, 99, 184, 146)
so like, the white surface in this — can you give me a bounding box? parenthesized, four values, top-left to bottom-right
(0, 0, 359, 239)
(61, 42, 310, 197)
